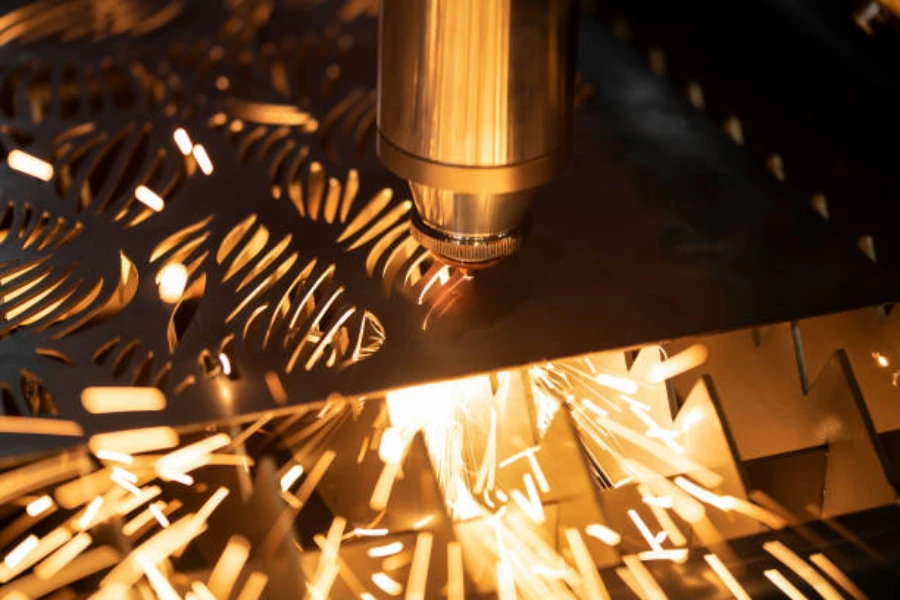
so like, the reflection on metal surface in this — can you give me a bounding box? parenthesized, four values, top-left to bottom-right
(377, 0, 577, 266)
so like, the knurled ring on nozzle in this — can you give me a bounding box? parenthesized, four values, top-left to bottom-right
(410, 212, 522, 269)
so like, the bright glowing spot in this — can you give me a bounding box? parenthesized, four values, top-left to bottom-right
(4, 535, 38, 568)
(585, 523, 622, 546)
(159, 469, 194, 486)
(647, 344, 709, 383)
(111, 466, 138, 484)
(78, 497, 104, 529)
(94, 449, 134, 464)
(7, 150, 53, 181)
(704, 553, 751, 600)
(638, 549, 689, 564)
(378, 427, 405, 464)
(157, 263, 188, 304)
(173, 128, 193, 155)
(414, 515, 435, 529)
(135, 185, 165, 212)
(149, 503, 170, 528)
(81, 387, 166, 413)
(873, 352, 890, 368)
(764, 569, 809, 600)
(280, 464, 304, 492)
(674, 477, 734, 511)
(89, 426, 179, 455)
(26, 495, 54, 517)
(642, 495, 673, 509)
(352, 528, 388, 537)
(367, 541, 403, 558)
(371, 572, 403, 596)
(594, 373, 638, 394)
(218, 353, 232, 376)
(192, 144, 214, 175)
(628, 509, 662, 552)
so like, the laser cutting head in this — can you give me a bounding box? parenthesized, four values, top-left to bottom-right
(376, 0, 578, 268)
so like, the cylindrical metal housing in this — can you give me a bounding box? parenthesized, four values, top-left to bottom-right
(377, 0, 577, 266)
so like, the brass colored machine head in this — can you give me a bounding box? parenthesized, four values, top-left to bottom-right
(377, 0, 578, 268)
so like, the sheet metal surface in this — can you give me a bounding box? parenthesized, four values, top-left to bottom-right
(0, 2, 895, 452)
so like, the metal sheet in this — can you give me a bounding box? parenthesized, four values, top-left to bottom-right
(0, 2, 896, 451)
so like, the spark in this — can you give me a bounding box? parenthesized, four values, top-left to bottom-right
(157, 263, 188, 304)
(622, 555, 668, 600)
(123, 502, 169, 536)
(370, 460, 402, 511)
(631, 407, 685, 454)
(585, 523, 622, 546)
(208, 535, 251, 600)
(628, 509, 663, 552)
(194, 487, 230, 526)
(498, 445, 540, 469)
(565, 527, 611, 599)
(725, 496, 786, 529)
(173, 128, 193, 155)
(0, 415, 84, 437)
(764, 568, 809, 600)
(26, 494, 54, 517)
(111, 472, 143, 496)
(34, 532, 92, 580)
(191, 581, 217, 600)
(236, 571, 269, 600)
(7, 149, 53, 181)
(78, 497, 104, 529)
(473, 407, 498, 494)
(357, 436, 370, 463)
(620, 394, 652, 412)
(447, 542, 464, 600)
(81, 386, 167, 413)
(264, 371, 288, 404)
(495, 557, 516, 600)
(511, 474, 545, 523)
(149, 503, 170, 528)
(94, 449, 134, 464)
(872, 352, 889, 368)
(89, 426, 179, 455)
(808, 554, 867, 600)
(646, 344, 708, 383)
(593, 373, 638, 394)
(0, 528, 71, 583)
(4, 535, 38, 568)
(111, 466, 138, 484)
(159, 468, 194, 486)
(352, 528, 389, 537)
(280, 464, 304, 492)
(138, 556, 180, 600)
(638, 549, 689, 564)
(367, 541, 403, 558)
(378, 427, 405, 463)
(414, 515, 435, 529)
(371, 572, 403, 596)
(763, 541, 842, 600)
(289, 451, 335, 512)
(135, 185, 165, 212)
(673, 477, 733, 510)
(642, 495, 673, 508)
(192, 144, 214, 175)
(218, 352, 232, 375)
(406, 532, 433, 600)
(704, 553, 751, 600)
(156, 433, 230, 475)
